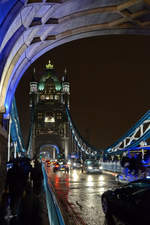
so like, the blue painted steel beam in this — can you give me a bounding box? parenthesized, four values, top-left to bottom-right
(0, 25, 25, 79)
(0, 0, 25, 47)
(10, 98, 25, 153)
(66, 105, 101, 152)
(124, 129, 150, 150)
(105, 110, 150, 151)
(120, 146, 150, 152)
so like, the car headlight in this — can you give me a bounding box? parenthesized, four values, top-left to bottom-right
(88, 166, 93, 170)
(99, 166, 103, 170)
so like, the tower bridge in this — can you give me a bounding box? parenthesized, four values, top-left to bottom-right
(1, 2, 150, 223)
(1, 0, 150, 118)
(0, 0, 150, 163)
(28, 61, 70, 159)
(27, 61, 101, 160)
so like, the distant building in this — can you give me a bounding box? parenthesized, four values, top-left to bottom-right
(29, 61, 70, 159)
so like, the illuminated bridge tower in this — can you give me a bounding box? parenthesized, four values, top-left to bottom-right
(29, 61, 70, 159)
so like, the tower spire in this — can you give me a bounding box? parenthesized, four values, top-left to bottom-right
(64, 68, 67, 74)
(31, 67, 36, 81)
(46, 60, 54, 69)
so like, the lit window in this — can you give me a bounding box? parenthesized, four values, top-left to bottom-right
(46, 95, 49, 100)
(45, 115, 55, 123)
(38, 113, 42, 119)
(55, 95, 59, 100)
(40, 95, 45, 100)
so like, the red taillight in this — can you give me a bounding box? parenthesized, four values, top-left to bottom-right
(55, 165, 59, 168)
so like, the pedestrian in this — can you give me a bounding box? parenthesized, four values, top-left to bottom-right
(5, 159, 26, 216)
(120, 152, 130, 177)
(30, 160, 43, 195)
(20, 157, 32, 192)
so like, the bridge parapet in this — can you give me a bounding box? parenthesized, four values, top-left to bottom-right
(101, 161, 122, 174)
(0, 125, 8, 193)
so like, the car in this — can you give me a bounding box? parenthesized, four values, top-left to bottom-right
(101, 178, 150, 225)
(53, 162, 69, 172)
(84, 159, 103, 174)
(46, 161, 51, 167)
(71, 160, 83, 169)
(45, 159, 51, 167)
(72, 161, 82, 169)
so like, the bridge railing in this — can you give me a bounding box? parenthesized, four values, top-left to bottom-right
(42, 165, 65, 225)
(101, 161, 123, 173)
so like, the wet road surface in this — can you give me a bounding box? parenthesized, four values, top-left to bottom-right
(46, 167, 120, 225)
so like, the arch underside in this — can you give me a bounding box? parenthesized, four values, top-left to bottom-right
(1, 0, 150, 115)
(34, 134, 62, 156)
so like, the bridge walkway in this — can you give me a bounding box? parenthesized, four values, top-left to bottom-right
(0, 183, 49, 225)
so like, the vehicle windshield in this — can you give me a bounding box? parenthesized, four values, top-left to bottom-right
(85, 160, 100, 166)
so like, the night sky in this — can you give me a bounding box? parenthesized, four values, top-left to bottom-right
(16, 35, 150, 150)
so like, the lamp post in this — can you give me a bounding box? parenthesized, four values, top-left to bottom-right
(8, 116, 12, 161)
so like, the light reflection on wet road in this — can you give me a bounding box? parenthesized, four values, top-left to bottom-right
(46, 168, 119, 225)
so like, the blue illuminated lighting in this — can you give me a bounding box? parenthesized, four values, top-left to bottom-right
(40, 144, 60, 154)
(3, 112, 9, 119)
(119, 175, 124, 180)
(0, 0, 24, 47)
(122, 146, 150, 151)
(0, 0, 16, 26)
(4, 57, 27, 114)
(51, 145, 60, 154)
(0, 25, 25, 80)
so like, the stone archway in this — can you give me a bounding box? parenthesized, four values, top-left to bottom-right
(34, 134, 64, 157)
(1, 0, 150, 117)
(39, 144, 60, 159)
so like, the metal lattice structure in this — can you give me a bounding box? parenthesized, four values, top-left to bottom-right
(66, 105, 102, 157)
(9, 100, 150, 160)
(105, 110, 150, 154)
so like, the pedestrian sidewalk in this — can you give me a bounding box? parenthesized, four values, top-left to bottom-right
(0, 184, 49, 225)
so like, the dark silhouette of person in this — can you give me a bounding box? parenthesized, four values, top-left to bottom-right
(5, 159, 26, 216)
(19, 157, 32, 192)
(120, 153, 130, 177)
(128, 153, 142, 176)
(30, 160, 43, 195)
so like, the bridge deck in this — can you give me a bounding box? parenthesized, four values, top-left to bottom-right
(0, 185, 49, 225)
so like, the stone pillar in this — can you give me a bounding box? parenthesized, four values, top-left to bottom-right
(64, 138, 69, 160)
(64, 123, 69, 160)
(30, 122, 35, 159)
(7, 116, 12, 162)
(53, 147, 56, 159)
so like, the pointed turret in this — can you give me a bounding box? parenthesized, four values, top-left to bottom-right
(61, 68, 70, 108)
(29, 68, 38, 108)
(30, 68, 38, 94)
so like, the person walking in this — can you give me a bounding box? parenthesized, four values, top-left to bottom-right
(30, 159, 43, 195)
(5, 159, 26, 216)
